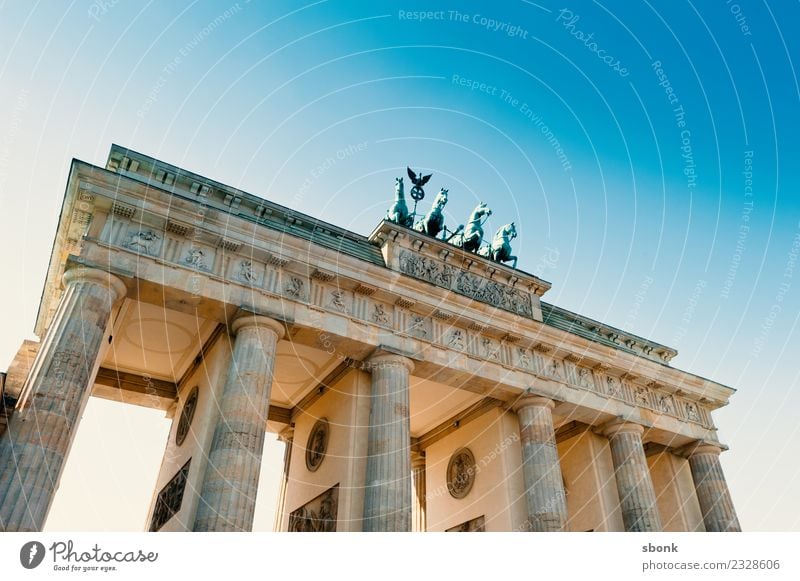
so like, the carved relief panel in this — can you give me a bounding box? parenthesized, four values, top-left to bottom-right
(684, 401, 701, 423)
(282, 274, 307, 301)
(371, 302, 392, 327)
(574, 367, 596, 390)
(231, 259, 263, 286)
(604, 375, 622, 399)
(182, 245, 215, 272)
(288, 484, 339, 532)
(447, 448, 477, 499)
(516, 347, 533, 370)
(447, 328, 466, 351)
(328, 288, 350, 313)
(124, 228, 163, 257)
(480, 336, 501, 362)
(543, 357, 563, 380)
(398, 249, 533, 318)
(175, 386, 199, 447)
(446, 515, 486, 532)
(657, 393, 676, 415)
(404, 312, 430, 339)
(149, 460, 191, 532)
(633, 385, 652, 408)
(305, 418, 329, 472)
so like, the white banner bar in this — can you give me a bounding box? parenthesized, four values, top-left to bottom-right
(1, 532, 798, 580)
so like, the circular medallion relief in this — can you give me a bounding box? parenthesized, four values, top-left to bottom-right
(447, 447, 476, 499)
(175, 386, 199, 446)
(305, 418, 330, 472)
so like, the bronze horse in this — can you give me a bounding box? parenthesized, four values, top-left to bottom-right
(451, 202, 492, 253)
(385, 176, 413, 227)
(415, 188, 449, 238)
(479, 222, 518, 268)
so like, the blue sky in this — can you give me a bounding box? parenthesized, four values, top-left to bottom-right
(1, 1, 799, 531)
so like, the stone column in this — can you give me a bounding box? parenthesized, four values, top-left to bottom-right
(514, 395, 569, 531)
(193, 314, 284, 532)
(362, 353, 414, 532)
(0, 267, 126, 532)
(411, 450, 426, 532)
(603, 420, 662, 532)
(685, 443, 741, 532)
(272, 426, 294, 532)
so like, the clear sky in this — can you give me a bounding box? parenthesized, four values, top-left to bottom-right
(1, 1, 798, 531)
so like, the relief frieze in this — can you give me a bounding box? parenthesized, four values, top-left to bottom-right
(398, 250, 533, 318)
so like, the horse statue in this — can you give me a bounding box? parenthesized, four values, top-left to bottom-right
(479, 222, 518, 268)
(385, 176, 413, 227)
(415, 188, 449, 238)
(450, 202, 492, 253)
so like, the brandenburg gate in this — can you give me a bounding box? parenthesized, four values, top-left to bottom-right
(0, 145, 740, 533)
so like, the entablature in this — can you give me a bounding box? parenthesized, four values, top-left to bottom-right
(75, 214, 733, 422)
(37, 153, 736, 432)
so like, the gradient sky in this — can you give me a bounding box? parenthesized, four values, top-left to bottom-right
(1, 1, 798, 531)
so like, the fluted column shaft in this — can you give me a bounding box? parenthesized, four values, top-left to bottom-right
(193, 314, 284, 532)
(272, 426, 294, 532)
(362, 353, 414, 532)
(0, 268, 126, 532)
(411, 451, 426, 532)
(514, 395, 568, 531)
(686, 444, 741, 532)
(604, 421, 662, 532)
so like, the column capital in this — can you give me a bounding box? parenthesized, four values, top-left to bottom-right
(63, 266, 126, 302)
(411, 450, 425, 470)
(602, 419, 644, 438)
(278, 425, 295, 443)
(512, 392, 555, 413)
(231, 313, 285, 339)
(365, 352, 415, 374)
(278, 426, 294, 444)
(680, 441, 725, 459)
